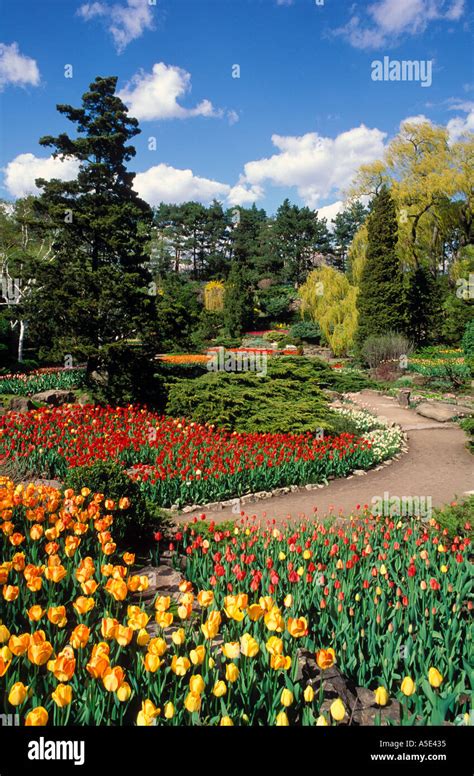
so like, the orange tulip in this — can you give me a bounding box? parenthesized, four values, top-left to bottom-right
(69, 624, 90, 649)
(103, 666, 125, 692)
(315, 648, 336, 670)
(25, 706, 48, 726)
(9, 633, 30, 656)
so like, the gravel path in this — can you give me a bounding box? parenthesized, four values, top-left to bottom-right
(176, 390, 473, 525)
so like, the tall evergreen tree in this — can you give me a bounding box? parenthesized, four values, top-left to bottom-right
(223, 261, 254, 337)
(356, 187, 406, 346)
(331, 201, 368, 272)
(24, 76, 155, 372)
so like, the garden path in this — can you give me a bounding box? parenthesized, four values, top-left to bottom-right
(177, 390, 473, 525)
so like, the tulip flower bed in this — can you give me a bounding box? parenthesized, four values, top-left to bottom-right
(0, 478, 472, 727)
(0, 367, 86, 397)
(0, 405, 402, 508)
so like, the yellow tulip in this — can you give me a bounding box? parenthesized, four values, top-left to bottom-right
(240, 633, 259, 657)
(184, 691, 201, 713)
(316, 714, 329, 726)
(197, 590, 214, 607)
(281, 688, 294, 707)
(189, 674, 205, 694)
(222, 642, 240, 659)
(171, 655, 191, 676)
(52, 684, 73, 707)
(190, 645, 206, 665)
(0, 625, 10, 643)
(226, 663, 239, 683)
(220, 716, 234, 726)
(330, 698, 346, 722)
(401, 676, 416, 696)
(212, 681, 227, 697)
(374, 686, 389, 706)
(116, 682, 132, 702)
(172, 628, 186, 646)
(136, 628, 150, 647)
(428, 667, 443, 688)
(164, 702, 175, 719)
(304, 685, 315, 703)
(275, 711, 289, 726)
(25, 706, 49, 726)
(8, 681, 28, 706)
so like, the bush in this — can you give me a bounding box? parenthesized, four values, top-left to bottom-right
(433, 496, 474, 542)
(460, 417, 474, 452)
(361, 332, 413, 369)
(64, 460, 168, 549)
(89, 342, 164, 407)
(290, 321, 321, 343)
(462, 320, 474, 376)
(165, 367, 359, 436)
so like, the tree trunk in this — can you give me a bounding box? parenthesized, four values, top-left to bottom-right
(18, 319, 25, 363)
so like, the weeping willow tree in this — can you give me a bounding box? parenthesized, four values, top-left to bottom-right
(347, 223, 368, 285)
(204, 280, 225, 312)
(299, 266, 358, 356)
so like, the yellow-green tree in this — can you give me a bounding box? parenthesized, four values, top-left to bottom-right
(204, 280, 225, 312)
(299, 266, 358, 356)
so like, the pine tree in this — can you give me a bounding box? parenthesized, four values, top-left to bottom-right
(24, 76, 155, 372)
(356, 187, 406, 346)
(223, 261, 254, 337)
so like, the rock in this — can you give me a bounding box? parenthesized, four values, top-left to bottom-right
(397, 389, 411, 407)
(8, 396, 34, 412)
(31, 389, 76, 406)
(416, 401, 473, 422)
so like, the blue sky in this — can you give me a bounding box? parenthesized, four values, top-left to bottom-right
(0, 0, 473, 217)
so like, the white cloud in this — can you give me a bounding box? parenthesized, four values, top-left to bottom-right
(2, 153, 79, 198)
(240, 125, 387, 208)
(446, 109, 474, 143)
(0, 42, 40, 91)
(77, 0, 154, 53)
(134, 163, 231, 206)
(317, 201, 345, 226)
(335, 0, 465, 50)
(227, 181, 264, 207)
(118, 63, 229, 122)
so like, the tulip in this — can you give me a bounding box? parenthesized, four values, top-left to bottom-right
(304, 685, 315, 703)
(171, 655, 191, 676)
(316, 715, 329, 726)
(374, 686, 389, 706)
(330, 698, 346, 722)
(148, 637, 167, 657)
(0, 625, 10, 643)
(222, 642, 240, 659)
(287, 617, 308, 638)
(428, 667, 443, 688)
(144, 653, 161, 673)
(240, 633, 259, 657)
(226, 663, 239, 683)
(190, 645, 206, 665)
(103, 666, 125, 692)
(116, 682, 132, 702)
(52, 684, 73, 708)
(275, 711, 289, 726)
(316, 648, 336, 670)
(220, 716, 234, 726)
(172, 628, 186, 646)
(197, 590, 214, 607)
(28, 640, 54, 667)
(137, 700, 160, 726)
(8, 681, 28, 706)
(164, 702, 175, 719)
(281, 688, 294, 707)
(213, 680, 227, 697)
(137, 628, 150, 647)
(400, 676, 416, 696)
(27, 606, 44, 622)
(70, 624, 90, 649)
(25, 706, 49, 726)
(9, 633, 30, 656)
(184, 691, 201, 713)
(189, 674, 205, 694)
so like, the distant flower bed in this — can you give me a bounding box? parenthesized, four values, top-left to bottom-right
(159, 348, 301, 365)
(0, 367, 86, 396)
(408, 356, 469, 379)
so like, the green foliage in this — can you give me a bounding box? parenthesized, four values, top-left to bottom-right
(272, 199, 332, 285)
(165, 357, 363, 435)
(356, 187, 406, 347)
(460, 417, 474, 452)
(289, 321, 321, 343)
(404, 264, 443, 346)
(223, 261, 255, 338)
(461, 320, 474, 358)
(433, 496, 474, 541)
(256, 284, 297, 322)
(89, 342, 163, 407)
(64, 460, 168, 548)
(299, 266, 358, 356)
(156, 276, 202, 352)
(361, 332, 413, 369)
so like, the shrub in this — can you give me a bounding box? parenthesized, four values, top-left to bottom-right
(289, 321, 321, 343)
(361, 332, 413, 369)
(460, 417, 474, 452)
(462, 320, 474, 376)
(64, 460, 168, 548)
(433, 496, 474, 542)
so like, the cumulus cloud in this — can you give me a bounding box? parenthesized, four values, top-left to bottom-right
(227, 181, 264, 207)
(334, 0, 465, 50)
(240, 125, 387, 208)
(118, 63, 232, 122)
(446, 109, 474, 143)
(317, 200, 345, 226)
(77, 0, 154, 53)
(0, 42, 40, 91)
(2, 153, 79, 198)
(134, 163, 231, 206)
